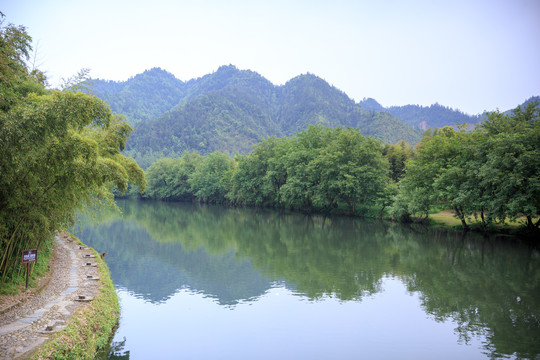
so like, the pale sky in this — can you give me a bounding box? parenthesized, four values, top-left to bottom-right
(3, 0, 540, 114)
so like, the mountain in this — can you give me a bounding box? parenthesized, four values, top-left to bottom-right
(128, 87, 281, 157)
(90, 68, 186, 124)
(116, 66, 422, 167)
(89, 65, 537, 168)
(357, 97, 540, 130)
(276, 74, 420, 142)
(504, 96, 540, 115)
(358, 98, 485, 130)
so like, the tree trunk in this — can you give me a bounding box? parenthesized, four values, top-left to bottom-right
(526, 216, 534, 229)
(454, 206, 469, 231)
(480, 208, 486, 230)
(460, 217, 470, 231)
(378, 205, 386, 218)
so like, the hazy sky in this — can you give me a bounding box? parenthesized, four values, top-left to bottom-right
(3, 0, 540, 114)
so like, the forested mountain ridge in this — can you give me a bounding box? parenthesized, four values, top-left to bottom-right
(357, 97, 540, 130)
(128, 88, 281, 158)
(90, 66, 537, 168)
(505, 96, 540, 115)
(92, 66, 422, 166)
(180, 65, 279, 110)
(277, 74, 419, 142)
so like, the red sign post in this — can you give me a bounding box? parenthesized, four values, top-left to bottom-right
(22, 249, 38, 289)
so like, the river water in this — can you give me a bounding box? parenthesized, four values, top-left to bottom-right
(73, 199, 540, 360)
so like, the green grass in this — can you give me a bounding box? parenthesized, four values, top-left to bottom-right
(428, 210, 539, 232)
(31, 234, 120, 360)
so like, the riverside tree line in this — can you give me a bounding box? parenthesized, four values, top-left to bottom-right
(141, 102, 539, 232)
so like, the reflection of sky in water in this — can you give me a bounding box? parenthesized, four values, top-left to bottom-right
(112, 277, 486, 360)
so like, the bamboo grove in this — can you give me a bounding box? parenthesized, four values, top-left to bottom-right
(0, 16, 146, 284)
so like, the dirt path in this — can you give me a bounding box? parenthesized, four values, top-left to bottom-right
(0, 233, 102, 359)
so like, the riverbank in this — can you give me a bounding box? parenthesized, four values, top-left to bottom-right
(426, 210, 540, 238)
(0, 232, 119, 359)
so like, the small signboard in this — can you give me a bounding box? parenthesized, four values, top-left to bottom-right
(22, 249, 38, 289)
(22, 249, 38, 263)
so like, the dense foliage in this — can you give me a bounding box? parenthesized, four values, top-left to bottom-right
(144, 126, 393, 216)
(0, 16, 146, 284)
(391, 101, 540, 230)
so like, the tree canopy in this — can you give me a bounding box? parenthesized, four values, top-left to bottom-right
(391, 101, 540, 230)
(143, 125, 391, 216)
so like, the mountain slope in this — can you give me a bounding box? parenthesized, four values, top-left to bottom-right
(277, 75, 420, 143)
(90, 68, 186, 124)
(91, 66, 540, 168)
(120, 67, 422, 166)
(128, 87, 281, 157)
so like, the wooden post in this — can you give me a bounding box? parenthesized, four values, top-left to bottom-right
(26, 262, 30, 290)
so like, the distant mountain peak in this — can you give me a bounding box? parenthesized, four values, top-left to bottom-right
(358, 98, 385, 112)
(216, 64, 239, 72)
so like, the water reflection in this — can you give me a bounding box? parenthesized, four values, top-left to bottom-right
(75, 220, 271, 305)
(75, 200, 540, 359)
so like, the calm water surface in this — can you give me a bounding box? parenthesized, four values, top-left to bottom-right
(73, 200, 540, 360)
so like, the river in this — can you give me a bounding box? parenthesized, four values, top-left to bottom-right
(73, 199, 540, 360)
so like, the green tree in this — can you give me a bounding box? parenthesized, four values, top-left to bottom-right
(306, 127, 389, 214)
(279, 126, 328, 211)
(144, 158, 178, 200)
(0, 91, 146, 281)
(145, 152, 202, 201)
(0, 14, 46, 111)
(477, 101, 540, 228)
(392, 102, 540, 231)
(391, 127, 477, 228)
(188, 151, 234, 203)
(226, 153, 266, 206)
(382, 140, 414, 182)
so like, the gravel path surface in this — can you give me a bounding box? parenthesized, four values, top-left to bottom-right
(0, 233, 102, 359)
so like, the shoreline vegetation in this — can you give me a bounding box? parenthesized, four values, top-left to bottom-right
(31, 234, 119, 360)
(124, 101, 539, 238)
(425, 210, 538, 237)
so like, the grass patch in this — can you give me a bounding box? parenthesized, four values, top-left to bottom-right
(31, 235, 120, 360)
(428, 210, 539, 232)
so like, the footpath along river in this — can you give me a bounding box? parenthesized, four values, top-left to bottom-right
(0, 233, 105, 359)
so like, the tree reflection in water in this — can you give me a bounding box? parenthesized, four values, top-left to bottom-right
(75, 199, 540, 359)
